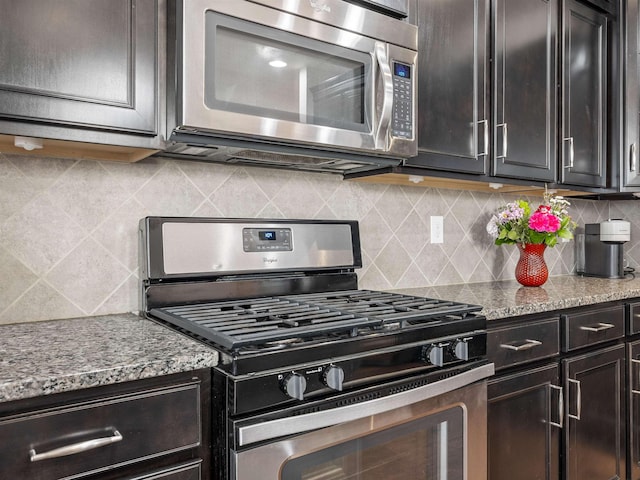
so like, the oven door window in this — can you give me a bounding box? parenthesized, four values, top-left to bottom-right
(281, 406, 464, 480)
(205, 13, 371, 133)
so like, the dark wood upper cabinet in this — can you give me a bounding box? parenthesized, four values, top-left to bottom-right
(405, 0, 490, 174)
(492, 0, 558, 182)
(624, 0, 640, 189)
(560, 0, 608, 187)
(0, 0, 159, 145)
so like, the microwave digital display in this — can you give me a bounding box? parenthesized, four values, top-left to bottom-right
(394, 62, 411, 79)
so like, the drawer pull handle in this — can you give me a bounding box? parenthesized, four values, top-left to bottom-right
(29, 429, 123, 462)
(499, 339, 542, 351)
(579, 322, 615, 332)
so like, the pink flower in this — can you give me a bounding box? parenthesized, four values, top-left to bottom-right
(528, 211, 561, 233)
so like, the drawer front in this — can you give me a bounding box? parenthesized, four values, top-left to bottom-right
(628, 302, 640, 335)
(0, 382, 201, 480)
(562, 304, 625, 351)
(488, 318, 559, 370)
(128, 461, 202, 480)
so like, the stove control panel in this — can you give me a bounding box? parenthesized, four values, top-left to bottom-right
(230, 332, 487, 414)
(243, 228, 292, 252)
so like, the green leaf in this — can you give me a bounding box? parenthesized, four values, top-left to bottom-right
(558, 229, 574, 240)
(507, 230, 519, 240)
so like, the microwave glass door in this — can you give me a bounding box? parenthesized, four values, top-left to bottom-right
(282, 406, 463, 480)
(205, 13, 372, 134)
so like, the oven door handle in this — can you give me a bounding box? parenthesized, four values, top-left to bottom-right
(237, 362, 494, 447)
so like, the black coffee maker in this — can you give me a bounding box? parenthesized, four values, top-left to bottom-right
(576, 220, 631, 278)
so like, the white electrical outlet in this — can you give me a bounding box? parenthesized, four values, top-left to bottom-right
(430, 216, 444, 244)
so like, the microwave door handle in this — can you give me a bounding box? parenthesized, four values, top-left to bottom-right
(374, 42, 393, 151)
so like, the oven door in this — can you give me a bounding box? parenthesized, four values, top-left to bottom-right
(231, 364, 492, 480)
(174, 0, 417, 157)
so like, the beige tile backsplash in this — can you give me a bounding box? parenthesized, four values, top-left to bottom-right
(0, 152, 626, 324)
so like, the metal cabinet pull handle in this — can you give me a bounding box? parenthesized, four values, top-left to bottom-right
(579, 322, 615, 332)
(29, 429, 123, 462)
(631, 143, 637, 172)
(564, 137, 574, 168)
(549, 384, 564, 429)
(502, 123, 508, 158)
(567, 378, 581, 420)
(632, 358, 640, 395)
(478, 119, 488, 157)
(495, 123, 508, 159)
(499, 339, 542, 351)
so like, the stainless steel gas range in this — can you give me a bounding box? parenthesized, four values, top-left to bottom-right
(140, 217, 494, 480)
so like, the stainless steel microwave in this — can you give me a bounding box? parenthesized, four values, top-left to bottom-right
(163, 0, 418, 174)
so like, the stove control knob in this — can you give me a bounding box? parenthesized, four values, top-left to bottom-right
(453, 338, 471, 361)
(281, 372, 307, 401)
(323, 365, 345, 391)
(423, 343, 447, 367)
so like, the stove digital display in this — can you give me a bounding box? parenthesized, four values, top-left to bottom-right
(243, 227, 292, 252)
(259, 231, 276, 241)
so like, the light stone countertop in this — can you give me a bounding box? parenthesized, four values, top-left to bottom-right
(0, 313, 218, 403)
(4, 275, 640, 404)
(393, 275, 640, 320)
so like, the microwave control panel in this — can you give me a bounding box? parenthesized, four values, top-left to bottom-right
(391, 62, 413, 139)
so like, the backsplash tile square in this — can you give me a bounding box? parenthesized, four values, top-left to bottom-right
(0, 152, 619, 324)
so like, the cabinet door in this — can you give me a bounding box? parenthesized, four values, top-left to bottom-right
(492, 0, 557, 182)
(563, 343, 626, 480)
(629, 340, 640, 480)
(625, 0, 640, 188)
(560, 0, 608, 187)
(0, 0, 157, 135)
(404, 0, 489, 174)
(488, 363, 561, 480)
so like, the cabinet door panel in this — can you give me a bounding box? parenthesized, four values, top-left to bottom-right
(629, 340, 640, 480)
(0, 0, 157, 134)
(563, 343, 625, 480)
(488, 363, 560, 480)
(405, 0, 489, 174)
(492, 0, 557, 182)
(561, 0, 607, 187)
(624, 0, 640, 188)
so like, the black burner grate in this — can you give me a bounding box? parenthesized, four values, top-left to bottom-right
(150, 290, 482, 349)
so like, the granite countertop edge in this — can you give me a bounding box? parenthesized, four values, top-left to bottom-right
(390, 275, 640, 321)
(0, 313, 219, 404)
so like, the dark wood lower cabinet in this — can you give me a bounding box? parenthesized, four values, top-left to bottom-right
(563, 344, 626, 480)
(488, 363, 561, 480)
(628, 340, 640, 480)
(0, 369, 211, 480)
(488, 303, 629, 480)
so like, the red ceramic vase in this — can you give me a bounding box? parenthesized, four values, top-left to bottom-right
(515, 243, 548, 287)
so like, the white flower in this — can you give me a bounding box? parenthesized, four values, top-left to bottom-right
(486, 215, 500, 238)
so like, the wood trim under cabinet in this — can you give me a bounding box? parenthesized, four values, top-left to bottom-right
(0, 134, 158, 162)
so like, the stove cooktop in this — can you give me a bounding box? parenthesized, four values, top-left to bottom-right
(149, 289, 483, 350)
